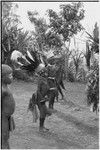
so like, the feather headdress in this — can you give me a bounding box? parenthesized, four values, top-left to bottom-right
(11, 50, 45, 73)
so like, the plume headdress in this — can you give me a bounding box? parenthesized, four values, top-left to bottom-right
(11, 50, 45, 73)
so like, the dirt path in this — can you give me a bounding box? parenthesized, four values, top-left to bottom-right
(10, 81, 99, 149)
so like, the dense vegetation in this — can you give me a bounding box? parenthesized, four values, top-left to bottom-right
(2, 2, 99, 112)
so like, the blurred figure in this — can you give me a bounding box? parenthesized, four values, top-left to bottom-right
(1, 64, 15, 149)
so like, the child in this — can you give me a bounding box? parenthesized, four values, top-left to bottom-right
(1, 64, 15, 149)
(28, 67, 52, 132)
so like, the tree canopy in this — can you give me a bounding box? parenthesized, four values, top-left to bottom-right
(47, 2, 84, 42)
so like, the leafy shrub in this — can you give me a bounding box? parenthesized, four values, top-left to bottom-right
(67, 68, 75, 82)
(85, 63, 99, 113)
(76, 68, 87, 82)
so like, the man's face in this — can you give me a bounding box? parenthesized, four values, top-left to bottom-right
(38, 68, 48, 77)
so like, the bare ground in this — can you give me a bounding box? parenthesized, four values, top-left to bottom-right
(9, 80, 99, 149)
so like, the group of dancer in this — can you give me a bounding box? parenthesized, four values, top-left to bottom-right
(28, 60, 66, 132)
(1, 50, 66, 149)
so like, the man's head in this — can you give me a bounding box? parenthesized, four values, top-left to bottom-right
(38, 67, 48, 77)
(35, 63, 47, 77)
(35, 63, 45, 73)
(2, 64, 13, 84)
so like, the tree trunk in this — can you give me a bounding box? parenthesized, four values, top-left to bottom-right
(64, 41, 70, 80)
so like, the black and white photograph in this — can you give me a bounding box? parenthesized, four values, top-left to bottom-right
(1, 1, 99, 149)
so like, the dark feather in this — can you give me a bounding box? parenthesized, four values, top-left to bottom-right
(20, 50, 41, 73)
(30, 51, 40, 65)
(20, 65, 35, 72)
(25, 55, 35, 64)
(17, 57, 29, 66)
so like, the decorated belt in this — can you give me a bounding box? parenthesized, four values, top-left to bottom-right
(49, 87, 57, 90)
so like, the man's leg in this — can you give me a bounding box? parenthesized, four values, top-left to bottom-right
(39, 103, 49, 132)
(1, 138, 10, 149)
(48, 91, 56, 109)
(60, 80, 66, 90)
(57, 83, 64, 100)
(1, 117, 10, 149)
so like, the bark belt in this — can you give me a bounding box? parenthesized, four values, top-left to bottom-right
(49, 87, 57, 90)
